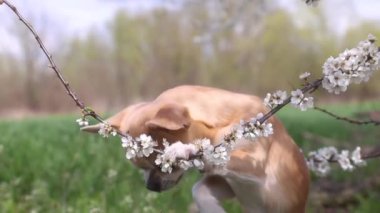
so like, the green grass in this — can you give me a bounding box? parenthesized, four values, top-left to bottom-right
(0, 102, 379, 212)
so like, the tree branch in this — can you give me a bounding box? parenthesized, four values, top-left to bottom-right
(314, 106, 380, 126)
(308, 146, 380, 163)
(361, 145, 380, 160)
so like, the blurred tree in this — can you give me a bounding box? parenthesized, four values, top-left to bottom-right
(182, 0, 273, 92)
(7, 15, 53, 111)
(110, 11, 147, 103)
(1, 1, 380, 113)
(141, 9, 202, 96)
(62, 30, 114, 109)
(16, 24, 41, 110)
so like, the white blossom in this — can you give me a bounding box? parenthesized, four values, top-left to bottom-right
(264, 90, 287, 108)
(222, 137, 237, 152)
(299, 97, 314, 111)
(337, 150, 354, 171)
(307, 158, 331, 177)
(316, 161, 331, 176)
(235, 113, 274, 141)
(307, 148, 334, 177)
(234, 125, 244, 140)
(154, 141, 200, 173)
(162, 139, 170, 149)
(255, 122, 273, 137)
(155, 154, 174, 173)
(351, 147, 366, 166)
(322, 71, 350, 94)
(274, 90, 287, 104)
(125, 148, 137, 160)
(161, 161, 174, 173)
(161, 141, 198, 161)
(195, 138, 214, 155)
(76, 118, 89, 126)
(121, 135, 140, 159)
(209, 146, 229, 166)
(299, 72, 311, 80)
(98, 123, 117, 138)
(290, 89, 314, 111)
(236, 122, 254, 140)
(193, 159, 205, 170)
(307, 147, 337, 177)
(322, 35, 380, 94)
(154, 155, 163, 165)
(316, 162, 331, 176)
(136, 134, 157, 157)
(263, 93, 272, 108)
(195, 139, 232, 167)
(318, 146, 338, 160)
(178, 160, 193, 170)
(290, 89, 304, 105)
(197, 139, 235, 167)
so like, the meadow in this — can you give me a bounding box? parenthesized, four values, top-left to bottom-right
(0, 102, 379, 213)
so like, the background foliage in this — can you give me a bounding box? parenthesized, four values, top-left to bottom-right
(0, 1, 380, 114)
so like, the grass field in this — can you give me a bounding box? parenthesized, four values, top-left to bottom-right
(0, 102, 379, 212)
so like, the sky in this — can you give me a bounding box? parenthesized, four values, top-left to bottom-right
(0, 0, 165, 54)
(1, 0, 380, 55)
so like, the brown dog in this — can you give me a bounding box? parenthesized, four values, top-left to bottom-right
(82, 85, 309, 212)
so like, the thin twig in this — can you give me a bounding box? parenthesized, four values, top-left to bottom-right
(314, 106, 380, 126)
(361, 145, 380, 160)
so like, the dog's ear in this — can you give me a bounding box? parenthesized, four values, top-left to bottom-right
(145, 103, 191, 131)
(80, 110, 125, 133)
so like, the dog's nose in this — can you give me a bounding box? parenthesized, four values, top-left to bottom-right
(146, 180, 162, 192)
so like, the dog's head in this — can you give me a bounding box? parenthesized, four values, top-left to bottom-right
(81, 101, 215, 192)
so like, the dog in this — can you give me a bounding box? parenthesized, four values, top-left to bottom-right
(82, 85, 309, 213)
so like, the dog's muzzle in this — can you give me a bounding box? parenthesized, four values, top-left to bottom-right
(146, 177, 162, 192)
(145, 170, 183, 192)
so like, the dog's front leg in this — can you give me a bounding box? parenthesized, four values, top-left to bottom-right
(192, 175, 235, 213)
